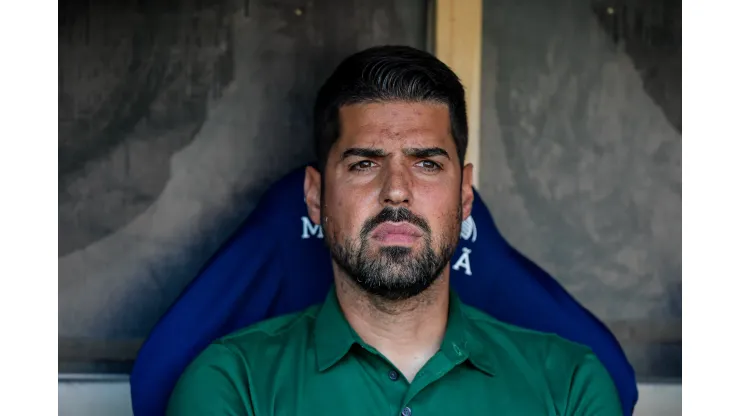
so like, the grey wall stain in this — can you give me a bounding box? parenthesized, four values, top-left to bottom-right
(479, 0, 680, 378)
(58, 0, 427, 339)
(591, 0, 681, 132)
(59, 0, 239, 256)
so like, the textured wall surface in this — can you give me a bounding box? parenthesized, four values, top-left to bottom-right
(477, 0, 681, 378)
(58, 378, 680, 416)
(59, 0, 427, 341)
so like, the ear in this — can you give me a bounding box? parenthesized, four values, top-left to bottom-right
(461, 163, 475, 220)
(304, 166, 322, 225)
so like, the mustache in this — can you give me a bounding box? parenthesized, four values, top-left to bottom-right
(360, 207, 431, 238)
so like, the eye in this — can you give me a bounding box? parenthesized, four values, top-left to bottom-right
(350, 160, 377, 171)
(416, 160, 442, 172)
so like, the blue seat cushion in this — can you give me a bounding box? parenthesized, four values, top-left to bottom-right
(131, 166, 637, 415)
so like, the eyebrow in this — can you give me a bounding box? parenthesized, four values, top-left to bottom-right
(340, 148, 387, 160)
(403, 147, 450, 160)
(340, 147, 451, 161)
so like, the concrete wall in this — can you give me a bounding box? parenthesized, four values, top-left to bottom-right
(57, 376, 681, 416)
(59, 0, 428, 350)
(477, 0, 681, 378)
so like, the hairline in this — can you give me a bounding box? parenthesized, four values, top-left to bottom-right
(319, 97, 464, 172)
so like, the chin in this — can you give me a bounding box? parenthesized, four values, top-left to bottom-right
(372, 238, 420, 250)
(362, 274, 439, 301)
(378, 245, 414, 256)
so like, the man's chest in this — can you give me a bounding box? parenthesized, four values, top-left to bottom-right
(248, 365, 564, 416)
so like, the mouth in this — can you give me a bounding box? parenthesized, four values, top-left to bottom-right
(370, 222, 424, 245)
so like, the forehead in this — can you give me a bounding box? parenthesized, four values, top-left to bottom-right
(336, 101, 453, 149)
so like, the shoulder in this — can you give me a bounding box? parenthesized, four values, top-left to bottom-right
(462, 303, 593, 362)
(461, 304, 611, 388)
(220, 305, 320, 343)
(168, 305, 322, 414)
(462, 304, 622, 414)
(215, 304, 322, 357)
(177, 304, 322, 380)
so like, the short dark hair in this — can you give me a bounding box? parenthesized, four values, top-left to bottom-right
(313, 45, 468, 172)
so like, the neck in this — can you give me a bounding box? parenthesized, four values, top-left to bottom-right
(333, 267, 451, 382)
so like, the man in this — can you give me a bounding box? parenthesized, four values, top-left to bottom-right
(167, 45, 622, 415)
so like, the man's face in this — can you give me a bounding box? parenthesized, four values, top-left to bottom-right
(305, 101, 474, 300)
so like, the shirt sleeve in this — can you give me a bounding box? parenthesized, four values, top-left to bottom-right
(566, 352, 624, 416)
(167, 343, 254, 416)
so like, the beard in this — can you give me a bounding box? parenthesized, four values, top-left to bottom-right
(325, 205, 461, 301)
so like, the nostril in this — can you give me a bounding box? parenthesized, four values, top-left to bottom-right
(384, 199, 410, 205)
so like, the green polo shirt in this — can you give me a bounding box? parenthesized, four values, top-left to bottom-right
(168, 287, 621, 415)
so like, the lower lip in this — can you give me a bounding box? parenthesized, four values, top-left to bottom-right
(373, 233, 420, 245)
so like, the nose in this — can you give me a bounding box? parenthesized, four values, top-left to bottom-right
(379, 162, 412, 207)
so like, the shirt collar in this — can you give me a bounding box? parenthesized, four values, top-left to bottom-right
(442, 291, 497, 377)
(313, 285, 497, 377)
(313, 286, 359, 372)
